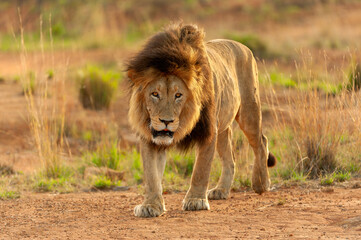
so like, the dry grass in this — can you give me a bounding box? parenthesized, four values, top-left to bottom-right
(262, 52, 361, 180)
(19, 13, 69, 178)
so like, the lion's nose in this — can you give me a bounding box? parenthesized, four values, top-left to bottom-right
(159, 118, 174, 126)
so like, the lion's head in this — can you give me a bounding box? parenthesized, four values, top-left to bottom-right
(126, 24, 215, 148)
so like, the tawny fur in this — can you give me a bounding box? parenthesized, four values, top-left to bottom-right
(126, 23, 275, 218)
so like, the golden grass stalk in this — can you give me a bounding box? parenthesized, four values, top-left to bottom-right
(19, 10, 68, 178)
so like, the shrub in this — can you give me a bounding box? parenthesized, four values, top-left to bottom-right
(302, 138, 338, 178)
(78, 66, 120, 110)
(226, 33, 269, 59)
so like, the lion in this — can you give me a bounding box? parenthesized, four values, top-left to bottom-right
(126, 23, 276, 218)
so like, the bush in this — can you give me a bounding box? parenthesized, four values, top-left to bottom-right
(226, 33, 269, 59)
(302, 137, 338, 178)
(78, 66, 120, 110)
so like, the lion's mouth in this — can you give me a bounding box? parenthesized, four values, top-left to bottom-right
(151, 128, 174, 138)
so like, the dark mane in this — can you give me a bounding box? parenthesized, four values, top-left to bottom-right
(176, 99, 215, 151)
(126, 24, 208, 85)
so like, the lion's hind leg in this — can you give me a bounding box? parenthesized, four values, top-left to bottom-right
(236, 107, 271, 194)
(208, 127, 235, 200)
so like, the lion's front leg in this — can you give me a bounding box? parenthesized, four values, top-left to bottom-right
(134, 141, 166, 218)
(182, 137, 216, 211)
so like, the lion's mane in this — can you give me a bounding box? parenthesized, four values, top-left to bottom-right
(126, 24, 216, 150)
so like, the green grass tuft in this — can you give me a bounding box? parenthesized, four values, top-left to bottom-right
(347, 62, 361, 91)
(89, 141, 121, 170)
(33, 175, 77, 193)
(290, 171, 307, 182)
(92, 175, 121, 190)
(0, 190, 20, 200)
(321, 175, 334, 186)
(269, 72, 297, 88)
(333, 171, 351, 182)
(78, 66, 121, 110)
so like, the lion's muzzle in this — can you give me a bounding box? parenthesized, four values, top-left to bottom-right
(151, 128, 174, 138)
(151, 128, 175, 146)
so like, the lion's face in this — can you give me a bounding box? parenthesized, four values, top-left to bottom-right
(128, 70, 202, 147)
(144, 76, 189, 146)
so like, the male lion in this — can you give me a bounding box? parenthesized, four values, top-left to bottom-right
(126, 24, 276, 218)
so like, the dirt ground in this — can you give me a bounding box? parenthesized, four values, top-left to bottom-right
(1, 186, 360, 239)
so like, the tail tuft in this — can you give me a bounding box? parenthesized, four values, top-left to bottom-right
(267, 153, 277, 167)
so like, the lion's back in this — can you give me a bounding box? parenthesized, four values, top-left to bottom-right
(205, 39, 258, 132)
(206, 39, 254, 69)
(206, 39, 256, 92)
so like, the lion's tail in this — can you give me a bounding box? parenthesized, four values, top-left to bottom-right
(267, 152, 277, 167)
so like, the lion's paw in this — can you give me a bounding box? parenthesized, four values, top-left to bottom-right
(182, 198, 210, 211)
(134, 204, 164, 218)
(207, 188, 229, 200)
(252, 176, 270, 194)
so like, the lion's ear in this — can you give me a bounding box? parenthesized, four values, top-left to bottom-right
(179, 24, 204, 47)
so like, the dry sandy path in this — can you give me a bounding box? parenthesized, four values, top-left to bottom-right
(1, 187, 360, 239)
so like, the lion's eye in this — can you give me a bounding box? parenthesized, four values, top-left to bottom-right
(151, 92, 159, 98)
(175, 93, 182, 99)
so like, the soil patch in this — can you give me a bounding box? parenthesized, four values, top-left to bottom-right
(1, 187, 360, 239)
